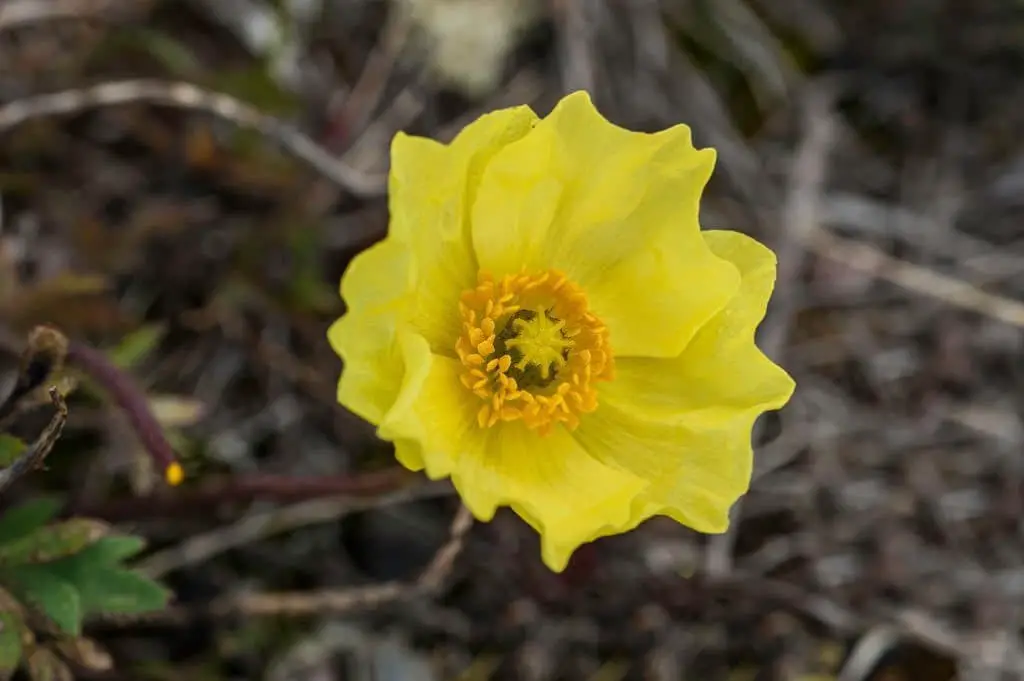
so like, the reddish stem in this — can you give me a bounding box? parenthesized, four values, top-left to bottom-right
(66, 339, 183, 485)
(73, 468, 418, 521)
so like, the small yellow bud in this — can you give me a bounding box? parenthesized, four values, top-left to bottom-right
(165, 462, 184, 487)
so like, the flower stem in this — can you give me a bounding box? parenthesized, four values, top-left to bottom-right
(65, 338, 183, 486)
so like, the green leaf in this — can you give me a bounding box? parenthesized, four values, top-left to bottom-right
(70, 535, 147, 567)
(108, 324, 166, 369)
(40, 543, 168, 618)
(0, 519, 108, 566)
(0, 610, 23, 675)
(0, 497, 63, 545)
(72, 568, 170, 616)
(0, 437, 25, 469)
(1, 566, 81, 635)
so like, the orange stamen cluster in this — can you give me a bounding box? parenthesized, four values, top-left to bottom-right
(455, 270, 613, 434)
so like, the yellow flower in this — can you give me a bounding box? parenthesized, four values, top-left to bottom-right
(328, 91, 795, 572)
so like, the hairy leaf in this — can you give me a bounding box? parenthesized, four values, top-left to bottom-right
(64, 535, 147, 567)
(71, 568, 170, 616)
(1, 567, 81, 636)
(41, 543, 168, 618)
(0, 520, 109, 566)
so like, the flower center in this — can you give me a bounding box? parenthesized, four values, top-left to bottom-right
(501, 309, 573, 385)
(456, 270, 613, 434)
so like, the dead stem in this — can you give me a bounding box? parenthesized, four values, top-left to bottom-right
(0, 325, 68, 426)
(0, 387, 67, 497)
(0, 79, 386, 197)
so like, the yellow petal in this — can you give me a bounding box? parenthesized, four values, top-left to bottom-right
(380, 329, 436, 473)
(574, 405, 753, 534)
(454, 422, 648, 572)
(331, 314, 434, 471)
(635, 447, 749, 533)
(377, 353, 465, 481)
(572, 230, 795, 532)
(329, 314, 396, 424)
(471, 90, 739, 357)
(387, 105, 539, 350)
(605, 230, 796, 425)
(328, 307, 432, 429)
(330, 235, 419, 424)
(379, 329, 434, 433)
(383, 353, 647, 572)
(339, 231, 411, 311)
(393, 438, 426, 472)
(568, 175, 738, 359)
(338, 236, 413, 316)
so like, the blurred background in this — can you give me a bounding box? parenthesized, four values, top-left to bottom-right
(2, 0, 1024, 679)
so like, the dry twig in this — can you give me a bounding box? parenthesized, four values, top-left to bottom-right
(137, 481, 452, 579)
(0, 326, 186, 487)
(553, 0, 597, 94)
(809, 229, 1024, 328)
(728, 573, 1024, 675)
(209, 504, 474, 617)
(0, 387, 67, 497)
(0, 80, 386, 197)
(0, 325, 68, 427)
(0, 0, 122, 31)
(326, 11, 413, 149)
